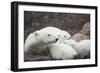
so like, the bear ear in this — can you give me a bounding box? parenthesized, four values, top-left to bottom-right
(34, 31, 39, 36)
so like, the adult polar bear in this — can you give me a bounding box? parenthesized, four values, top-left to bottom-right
(24, 29, 58, 53)
(24, 27, 71, 54)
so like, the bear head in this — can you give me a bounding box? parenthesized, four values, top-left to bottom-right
(34, 30, 58, 44)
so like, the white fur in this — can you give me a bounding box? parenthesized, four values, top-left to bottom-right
(24, 30, 58, 52)
(64, 39, 90, 58)
(41, 27, 71, 43)
(25, 26, 72, 59)
(48, 43, 77, 60)
(59, 30, 71, 43)
(40, 27, 74, 60)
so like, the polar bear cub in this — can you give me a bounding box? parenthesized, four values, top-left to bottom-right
(64, 39, 90, 58)
(40, 27, 71, 43)
(59, 30, 71, 43)
(48, 43, 78, 60)
(24, 30, 58, 53)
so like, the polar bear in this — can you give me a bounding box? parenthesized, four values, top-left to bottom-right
(40, 27, 71, 43)
(59, 30, 71, 43)
(64, 39, 90, 59)
(25, 26, 71, 59)
(48, 43, 78, 60)
(24, 30, 58, 54)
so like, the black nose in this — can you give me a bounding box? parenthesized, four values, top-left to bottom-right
(56, 38, 58, 41)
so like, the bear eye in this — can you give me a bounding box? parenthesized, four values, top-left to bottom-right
(48, 34, 51, 36)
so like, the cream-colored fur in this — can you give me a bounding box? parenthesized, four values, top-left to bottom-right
(25, 30, 58, 53)
(64, 39, 90, 58)
(48, 43, 77, 60)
